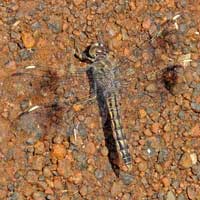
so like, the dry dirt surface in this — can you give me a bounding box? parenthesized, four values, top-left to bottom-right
(0, 0, 200, 200)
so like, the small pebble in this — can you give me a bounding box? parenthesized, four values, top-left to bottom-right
(68, 172, 83, 184)
(142, 17, 151, 30)
(158, 148, 169, 163)
(54, 177, 64, 190)
(144, 129, 152, 136)
(77, 123, 88, 139)
(161, 177, 170, 188)
(21, 32, 35, 48)
(122, 193, 131, 200)
(51, 144, 66, 159)
(110, 181, 123, 197)
(94, 169, 104, 179)
(151, 123, 160, 134)
(139, 109, 147, 118)
(120, 172, 134, 185)
(48, 17, 62, 33)
(187, 186, 197, 200)
(7, 183, 15, 191)
(106, 22, 120, 37)
(52, 135, 64, 144)
(57, 159, 72, 178)
(145, 83, 157, 92)
(138, 161, 147, 172)
(166, 191, 176, 200)
(179, 23, 188, 33)
(32, 191, 45, 200)
(190, 153, 197, 165)
(191, 164, 200, 175)
(85, 142, 96, 155)
(43, 167, 53, 177)
(34, 141, 45, 155)
(32, 155, 44, 171)
(19, 49, 32, 60)
(177, 194, 186, 200)
(26, 171, 38, 183)
(73, 152, 87, 170)
(31, 21, 41, 31)
(8, 192, 24, 200)
(73, 0, 84, 6)
(163, 123, 171, 132)
(79, 185, 88, 196)
(101, 146, 109, 156)
(179, 152, 193, 168)
(190, 124, 200, 137)
(191, 102, 200, 112)
(8, 42, 18, 52)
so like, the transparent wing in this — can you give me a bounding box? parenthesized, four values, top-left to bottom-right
(0, 64, 91, 136)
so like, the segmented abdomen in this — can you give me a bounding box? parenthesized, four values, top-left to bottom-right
(106, 94, 132, 170)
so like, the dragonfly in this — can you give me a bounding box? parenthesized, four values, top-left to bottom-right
(75, 41, 133, 171)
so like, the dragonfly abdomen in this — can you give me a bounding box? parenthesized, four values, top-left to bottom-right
(106, 94, 132, 170)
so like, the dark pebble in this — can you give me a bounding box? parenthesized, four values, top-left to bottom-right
(17, 113, 42, 135)
(19, 49, 32, 60)
(28, 9, 37, 17)
(8, 192, 23, 200)
(177, 194, 186, 200)
(158, 148, 169, 163)
(192, 83, 200, 93)
(180, 0, 187, 7)
(144, 145, 156, 157)
(66, 125, 74, 137)
(191, 102, 200, 112)
(178, 111, 185, 120)
(26, 132, 42, 145)
(171, 179, 180, 189)
(46, 195, 54, 200)
(114, 5, 123, 13)
(20, 99, 29, 111)
(42, 15, 49, 21)
(38, 175, 45, 181)
(6, 16, 17, 25)
(5, 148, 14, 161)
(31, 22, 41, 31)
(175, 150, 183, 161)
(66, 122, 87, 140)
(120, 172, 134, 185)
(78, 122, 88, 139)
(132, 47, 142, 58)
(7, 183, 15, 191)
(191, 164, 200, 176)
(69, 143, 79, 151)
(48, 21, 62, 33)
(157, 192, 165, 200)
(73, 152, 87, 170)
(25, 146, 34, 153)
(94, 169, 104, 179)
(10, 31, 21, 40)
(179, 24, 188, 33)
(37, 2, 46, 11)
(8, 42, 18, 52)
(33, 191, 45, 200)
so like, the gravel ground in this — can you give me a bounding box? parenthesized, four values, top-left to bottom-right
(0, 0, 200, 199)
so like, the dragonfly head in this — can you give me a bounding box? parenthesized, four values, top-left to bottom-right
(88, 42, 108, 61)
